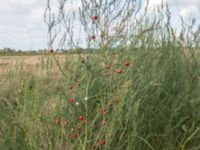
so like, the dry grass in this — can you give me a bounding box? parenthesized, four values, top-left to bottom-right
(0, 54, 80, 76)
(0, 55, 41, 74)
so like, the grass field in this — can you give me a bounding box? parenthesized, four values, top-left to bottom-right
(0, 54, 79, 76)
(1, 46, 200, 150)
(0, 55, 43, 74)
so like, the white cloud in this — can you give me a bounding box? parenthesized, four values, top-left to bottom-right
(147, 0, 200, 19)
(0, 0, 83, 50)
(0, 0, 199, 50)
(147, 0, 166, 11)
(180, 5, 199, 19)
(0, 0, 41, 16)
(0, 0, 47, 50)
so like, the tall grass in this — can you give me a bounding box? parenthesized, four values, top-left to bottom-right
(1, 1, 200, 150)
(1, 43, 200, 150)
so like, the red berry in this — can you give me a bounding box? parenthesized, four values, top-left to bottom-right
(99, 140, 106, 145)
(99, 108, 107, 114)
(69, 98, 75, 104)
(91, 35, 96, 40)
(79, 116, 84, 120)
(102, 111, 107, 116)
(124, 60, 129, 67)
(82, 120, 87, 124)
(72, 133, 78, 138)
(77, 126, 81, 131)
(93, 15, 98, 21)
(102, 120, 107, 126)
(115, 68, 123, 74)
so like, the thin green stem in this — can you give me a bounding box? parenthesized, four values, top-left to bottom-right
(84, 71, 92, 150)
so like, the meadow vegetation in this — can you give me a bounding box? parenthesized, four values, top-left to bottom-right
(1, 0, 200, 149)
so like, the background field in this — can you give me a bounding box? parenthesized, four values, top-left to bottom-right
(0, 54, 79, 75)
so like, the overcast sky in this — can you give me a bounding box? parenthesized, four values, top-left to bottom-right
(0, 0, 199, 50)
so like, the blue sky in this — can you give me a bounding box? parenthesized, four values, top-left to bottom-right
(0, 0, 199, 50)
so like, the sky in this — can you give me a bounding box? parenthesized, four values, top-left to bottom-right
(0, 0, 199, 50)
